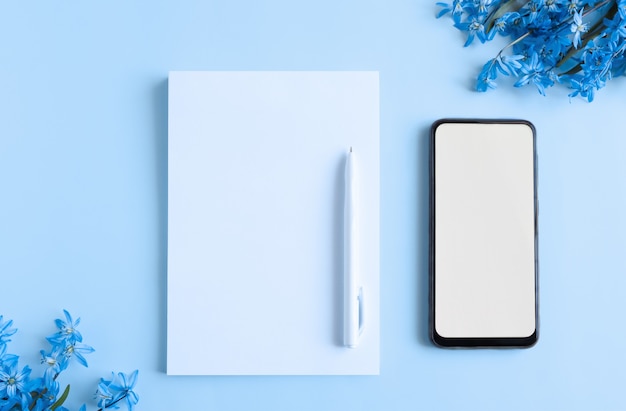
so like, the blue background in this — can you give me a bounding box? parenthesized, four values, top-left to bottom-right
(1, 1, 626, 410)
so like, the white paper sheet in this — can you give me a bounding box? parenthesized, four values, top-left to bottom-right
(167, 71, 379, 375)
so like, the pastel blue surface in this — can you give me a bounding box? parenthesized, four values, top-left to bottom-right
(1, 1, 626, 410)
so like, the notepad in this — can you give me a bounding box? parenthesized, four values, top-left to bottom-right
(166, 71, 379, 375)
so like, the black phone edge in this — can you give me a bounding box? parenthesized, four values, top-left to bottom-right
(428, 118, 540, 349)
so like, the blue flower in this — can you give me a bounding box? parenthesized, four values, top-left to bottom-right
(582, 48, 612, 74)
(514, 52, 556, 95)
(524, 0, 546, 25)
(0, 316, 17, 346)
(61, 341, 95, 368)
(95, 380, 115, 409)
(567, 74, 596, 101)
(40, 347, 64, 376)
(0, 348, 18, 370)
(47, 310, 83, 346)
(436, 1, 466, 23)
(477, 59, 499, 91)
(0, 363, 33, 409)
(475, 0, 495, 16)
(545, 0, 561, 13)
(28, 370, 62, 410)
(107, 370, 139, 411)
(476, 53, 525, 91)
(493, 12, 524, 34)
(456, 16, 489, 46)
(567, 0, 581, 14)
(570, 8, 588, 48)
(43, 310, 94, 370)
(602, 13, 626, 42)
(618, 0, 626, 19)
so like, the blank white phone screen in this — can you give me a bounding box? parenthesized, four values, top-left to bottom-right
(434, 122, 536, 339)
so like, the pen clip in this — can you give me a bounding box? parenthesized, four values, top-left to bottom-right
(357, 286, 364, 336)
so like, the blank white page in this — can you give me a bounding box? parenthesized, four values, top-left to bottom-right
(167, 71, 379, 375)
(434, 122, 536, 339)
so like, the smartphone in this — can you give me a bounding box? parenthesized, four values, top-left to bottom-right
(429, 119, 538, 348)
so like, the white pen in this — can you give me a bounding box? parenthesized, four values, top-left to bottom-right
(344, 147, 364, 348)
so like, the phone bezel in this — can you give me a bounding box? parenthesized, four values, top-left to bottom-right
(429, 119, 539, 348)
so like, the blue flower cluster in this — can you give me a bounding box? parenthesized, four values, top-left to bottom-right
(437, 0, 626, 101)
(0, 311, 138, 411)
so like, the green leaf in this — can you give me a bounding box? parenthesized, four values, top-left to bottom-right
(51, 384, 71, 411)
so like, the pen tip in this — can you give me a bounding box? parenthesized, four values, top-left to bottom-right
(350, 147, 352, 153)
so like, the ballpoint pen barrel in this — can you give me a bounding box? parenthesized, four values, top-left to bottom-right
(344, 149, 360, 348)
